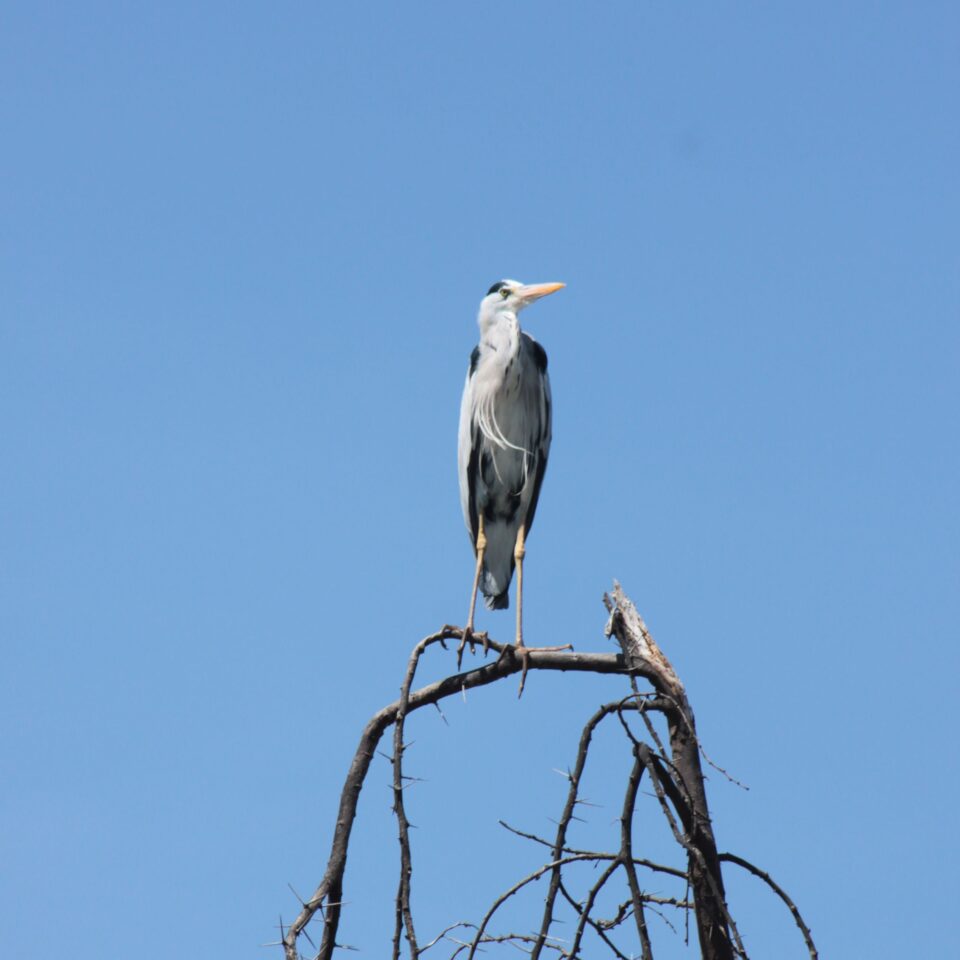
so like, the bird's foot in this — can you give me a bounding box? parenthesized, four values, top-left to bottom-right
(456, 626, 489, 669)
(516, 644, 531, 697)
(497, 640, 575, 697)
(494, 640, 531, 697)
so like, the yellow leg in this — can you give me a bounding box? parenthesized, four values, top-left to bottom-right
(504, 524, 573, 695)
(514, 523, 526, 648)
(513, 524, 531, 696)
(458, 516, 488, 666)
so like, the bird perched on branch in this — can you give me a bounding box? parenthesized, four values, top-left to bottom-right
(458, 279, 564, 666)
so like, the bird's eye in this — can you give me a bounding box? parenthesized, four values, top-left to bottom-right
(500, 287, 510, 299)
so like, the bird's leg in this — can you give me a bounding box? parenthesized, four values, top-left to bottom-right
(513, 523, 530, 695)
(500, 523, 572, 695)
(457, 515, 488, 667)
(514, 523, 526, 647)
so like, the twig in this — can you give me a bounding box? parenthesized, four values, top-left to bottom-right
(719, 853, 818, 959)
(449, 933, 567, 960)
(557, 882, 632, 960)
(392, 637, 437, 959)
(465, 855, 612, 960)
(498, 820, 687, 880)
(618, 755, 653, 960)
(530, 702, 620, 960)
(698, 744, 749, 791)
(566, 858, 622, 958)
(418, 921, 475, 954)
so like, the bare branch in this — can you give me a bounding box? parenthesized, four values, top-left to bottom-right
(566, 858, 622, 958)
(282, 629, 635, 960)
(466, 855, 614, 960)
(392, 637, 437, 959)
(637, 744, 747, 959)
(418, 922, 475, 954)
(280, 589, 813, 960)
(605, 584, 738, 960)
(719, 853, 818, 959)
(531, 701, 621, 959)
(557, 882, 633, 960)
(499, 819, 690, 883)
(618, 755, 654, 960)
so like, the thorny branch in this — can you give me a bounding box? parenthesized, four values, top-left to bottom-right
(718, 853, 818, 960)
(280, 586, 816, 960)
(391, 635, 439, 959)
(619, 754, 654, 960)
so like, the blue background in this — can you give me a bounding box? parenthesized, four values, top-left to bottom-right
(2, 2, 957, 957)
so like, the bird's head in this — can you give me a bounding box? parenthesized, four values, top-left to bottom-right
(478, 279, 565, 329)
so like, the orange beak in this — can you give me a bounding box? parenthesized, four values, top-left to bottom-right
(516, 282, 565, 305)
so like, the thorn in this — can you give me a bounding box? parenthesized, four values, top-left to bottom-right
(287, 883, 306, 906)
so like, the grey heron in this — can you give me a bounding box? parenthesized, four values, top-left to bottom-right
(458, 278, 565, 672)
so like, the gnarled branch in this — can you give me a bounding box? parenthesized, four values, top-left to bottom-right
(280, 586, 816, 960)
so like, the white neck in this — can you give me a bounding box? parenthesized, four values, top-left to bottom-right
(478, 309, 520, 362)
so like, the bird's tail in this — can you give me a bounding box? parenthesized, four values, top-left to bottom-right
(480, 555, 512, 610)
(483, 589, 509, 611)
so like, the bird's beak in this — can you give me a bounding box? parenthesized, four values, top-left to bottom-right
(517, 281, 565, 305)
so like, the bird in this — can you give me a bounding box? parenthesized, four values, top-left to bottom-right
(457, 278, 564, 669)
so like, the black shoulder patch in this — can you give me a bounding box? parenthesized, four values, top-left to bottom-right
(468, 345, 481, 375)
(486, 280, 507, 296)
(524, 334, 548, 373)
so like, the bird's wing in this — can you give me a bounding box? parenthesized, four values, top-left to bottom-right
(457, 347, 482, 547)
(521, 333, 552, 536)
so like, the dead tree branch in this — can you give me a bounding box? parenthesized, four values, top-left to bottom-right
(619, 754, 654, 960)
(719, 853, 818, 959)
(604, 583, 738, 960)
(280, 587, 817, 960)
(282, 630, 633, 960)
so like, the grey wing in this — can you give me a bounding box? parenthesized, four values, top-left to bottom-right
(521, 334, 552, 535)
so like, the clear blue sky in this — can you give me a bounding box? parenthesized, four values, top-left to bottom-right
(2, 2, 957, 957)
